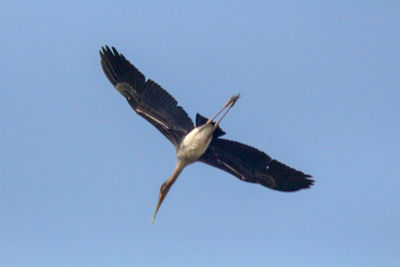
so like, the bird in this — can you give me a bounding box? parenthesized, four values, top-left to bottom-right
(99, 46, 314, 223)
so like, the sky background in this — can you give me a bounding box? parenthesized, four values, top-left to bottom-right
(1, 1, 399, 266)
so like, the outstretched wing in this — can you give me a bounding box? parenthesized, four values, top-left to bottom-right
(199, 138, 314, 192)
(100, 46, 194, 148)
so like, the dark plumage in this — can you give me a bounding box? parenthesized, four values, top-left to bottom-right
(99, 45, 314, 221)
(100, 46, 193, 148)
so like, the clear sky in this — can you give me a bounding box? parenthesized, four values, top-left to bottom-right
(1, 1, 399, 266)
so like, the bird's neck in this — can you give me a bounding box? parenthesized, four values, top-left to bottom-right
(164, 161, 186, 191)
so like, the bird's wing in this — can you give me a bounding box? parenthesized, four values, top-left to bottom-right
(100, 46, 194, 148)
(199, 138, 314, 192)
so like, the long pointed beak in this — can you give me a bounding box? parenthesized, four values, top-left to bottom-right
(151, 161, 184, 224)
(152, 189, 168, 224)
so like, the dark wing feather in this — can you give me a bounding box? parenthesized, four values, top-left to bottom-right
(199, 138, 314, 192)
(100, 46, 194, 148)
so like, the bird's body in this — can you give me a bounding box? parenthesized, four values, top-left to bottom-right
(99, 46, 314, 223)
(178, 124, 214, 164)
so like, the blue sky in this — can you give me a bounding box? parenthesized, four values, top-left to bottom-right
(1, 1, 399, 266)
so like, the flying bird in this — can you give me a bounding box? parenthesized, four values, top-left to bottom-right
(99, 46, 314, 223)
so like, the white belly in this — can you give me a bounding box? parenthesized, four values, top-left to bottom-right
(177, 124, 214, 164)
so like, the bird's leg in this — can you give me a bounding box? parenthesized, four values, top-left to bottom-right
(152, 161, 185, 224)
(205, 94, 240, 128)
(213, 94, 240, 128)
